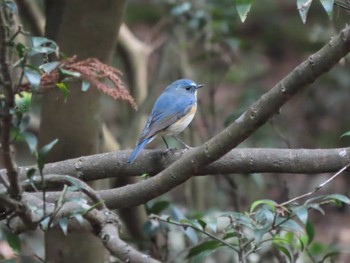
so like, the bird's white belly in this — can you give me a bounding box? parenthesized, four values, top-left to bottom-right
(165, 111, 195, 136)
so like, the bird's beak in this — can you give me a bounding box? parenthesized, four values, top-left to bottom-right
(197, 84, 204, 89)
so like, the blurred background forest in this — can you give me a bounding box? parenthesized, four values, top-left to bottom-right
(1, 0, 350, 262)
(116, 2, 350, 261)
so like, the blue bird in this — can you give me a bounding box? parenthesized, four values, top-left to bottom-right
(128, 79, 203, 163)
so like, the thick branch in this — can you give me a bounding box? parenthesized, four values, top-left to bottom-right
(10, 147, 350, 183)
(98, 25, 350, 207)
(7, 197, 160, 263)
(25, 146, 350, 209)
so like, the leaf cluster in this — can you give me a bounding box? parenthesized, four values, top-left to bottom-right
(146, 194, 349, 262)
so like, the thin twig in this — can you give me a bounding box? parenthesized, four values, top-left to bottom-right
(280, 163, 350, 206)
(0, 170, 10, 191)
(149, 214, 239, 253)
(23, 174, 106, 210)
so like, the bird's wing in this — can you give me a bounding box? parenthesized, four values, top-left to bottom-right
(137, 93, 194, 143)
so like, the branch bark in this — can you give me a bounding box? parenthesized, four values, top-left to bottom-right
(7, 194, 161, 263)
(93, 24, 350, 208)
(0, 1, 21, 198)
(10, 147, 350, 184)
(18, 146, 349, 209)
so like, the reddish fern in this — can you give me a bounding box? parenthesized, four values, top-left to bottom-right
(40, 56, 137, 109)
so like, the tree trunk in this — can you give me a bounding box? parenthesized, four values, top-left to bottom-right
(39, 1, 126, 262)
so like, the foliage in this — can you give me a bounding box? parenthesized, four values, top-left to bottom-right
(147, 193, 349, 262)
(13, 37, 136, 108)
(1, 0, 350, 262)
(0, 1, 136, 260)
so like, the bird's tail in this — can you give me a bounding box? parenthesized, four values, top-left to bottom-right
(127, 138, 151, 163)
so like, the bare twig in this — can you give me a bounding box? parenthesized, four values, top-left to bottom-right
(0, 170, 10, 191)
(149, 214, 239, 253)
(280, 163, 350, 206)
(6, 195, 160, 263)
(24, 174, 106, 210)
(0, 1, 21, 198)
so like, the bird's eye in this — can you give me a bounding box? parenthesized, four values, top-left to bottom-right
(185, 86, 191, 91)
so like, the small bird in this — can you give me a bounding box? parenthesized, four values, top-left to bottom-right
(128, 79, 203, 163)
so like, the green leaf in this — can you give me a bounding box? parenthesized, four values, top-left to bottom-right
(58, 217, 69, 236)
(223, 231, 238, 240)
(250, 199, 276, 213)
(66, 185, 80, 192)
(15, 42, 26, 58)
(277, 218, 304, 234)
(37, 138, 59, 173)
(32, 37, 57, 48)
(140, 173, 150, 180)
(5, 0, 18, 14)
(159, 214, 170, 221)
(255, 206, 275, 228)
(58, 68, 81, 78)
(55, 82, 69, 102)
(22, 131, 38, 153)
(304, 195, 324, 204)
(306, 203, 325, 215)
(171, 2, 191, 16)
(305, 221, 315, 245)
(38, 138, 59, 158)
(197, 219, 207, 231)
(274, 244, 293, 262)
(231, 212, 253, 229)
(187, 240, 222, 258)
(206, 218, 217, 233)
(26, 168, 36, 180)
(144, 220, 160, 237)
(323, 194, 350, 205)
(5, 230, 21, 251)
(169, 205, 186, 221)
(291, 206, 308, 224)
(321, 251, 340, 262)
(30, 37, 58, 56)
(15, 92, 32, 113)
(297, 0, 313, 24)
(24, 67, 41, 91)
(184, 226, 198, 244)
(340, 131, 350, 138)
(320, 0, 334, 17)
(56, 184, 68, 208)
(61, 175, 83, 190)
(72, 213, 84, 225)
(82, 201, 105, 215)
(81, 80, 91, 91)
(146, 200, 170, 215)
(273, 235, 292, 246)
(254, 227, 269, 244)
(39, 61, 60, 73)
(236, 0, 253, 23)
(296, 234, 308, 250)
(40, 217, 51, 231)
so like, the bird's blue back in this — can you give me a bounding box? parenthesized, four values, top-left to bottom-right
(128, 79, 201, 163)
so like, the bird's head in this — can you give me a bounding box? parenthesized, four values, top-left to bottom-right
(166, 79, 204, 97)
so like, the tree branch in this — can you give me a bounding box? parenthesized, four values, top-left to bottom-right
(24, 174, 107, 210)
(0, 1, 21, 198)
(21, 146, 349, 209)
(9, 147, 350, 183)
(6, 187, 161, 262)
(95, 24, 350, 208)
